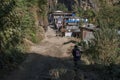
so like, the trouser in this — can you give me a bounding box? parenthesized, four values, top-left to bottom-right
(74, 60, 78, 67)
(73, 58, 80, 68)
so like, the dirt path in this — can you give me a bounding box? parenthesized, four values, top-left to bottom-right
(30, 27, 75, 57)
(3, 27, 76, 80)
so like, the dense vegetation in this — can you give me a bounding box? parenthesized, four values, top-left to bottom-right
(82, 0, 120, 65)
(0, 0, 47, 77)
(79, 0, 120, 79)
(0, 0, 24, 78)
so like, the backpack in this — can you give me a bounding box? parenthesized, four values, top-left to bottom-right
(75, 49, 80, 57)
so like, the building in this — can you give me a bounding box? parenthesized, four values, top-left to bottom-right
(49, 10, 74, 24)
(80, 24, 96, 41)
(49, 10, 80, 37)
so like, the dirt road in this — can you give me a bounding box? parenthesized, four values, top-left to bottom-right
(3, 27, 76, 80)
(30, 26, 75, 58)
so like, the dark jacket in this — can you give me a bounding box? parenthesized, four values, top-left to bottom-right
(72, 48, 81, 61)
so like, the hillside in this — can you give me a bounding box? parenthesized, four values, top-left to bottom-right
(0, 0, 120, 80)
(0, 0, 47, 78)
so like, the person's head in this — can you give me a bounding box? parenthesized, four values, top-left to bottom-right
(74, 45, 78, 48)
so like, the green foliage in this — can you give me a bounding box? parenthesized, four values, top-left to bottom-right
(0, 0, 46, 77)
(0, 0, 26, 76)
(56, 3, 68, 11)
(0, 0, 22, 53)
(20, 11, 36, 41)
(25, 0, 38, 4)
(84, 25, 119, 65)
(85, 9, 95, 19)
(73, 6, 96, 23)
(77, 1, 120, 79)
(0, 0, 46, 72)
(80, 0, 120, 66)
(38, 0, 47, 16)
(77, 7, 84, 17)
(96, 1, 120, 29)
(16, 0, 44, 43)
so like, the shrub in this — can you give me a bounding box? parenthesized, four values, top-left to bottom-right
(84, 26, 119, 66)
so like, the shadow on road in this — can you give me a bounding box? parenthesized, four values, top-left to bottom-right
(1, 53, 120, 80)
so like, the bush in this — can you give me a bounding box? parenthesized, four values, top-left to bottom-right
(83, 26, 119, 66)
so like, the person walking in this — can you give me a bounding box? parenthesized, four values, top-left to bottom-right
(72, 45, 81, 68)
